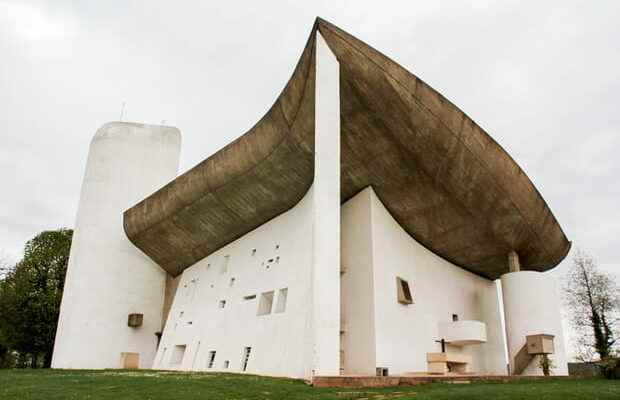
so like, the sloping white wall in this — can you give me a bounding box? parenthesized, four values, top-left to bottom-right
(52, 122, 181, 369)
(341, 187, 507, 375)
(153, 187, 316, 378)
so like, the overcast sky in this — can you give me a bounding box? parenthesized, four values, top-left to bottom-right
(1, 0, 618, 284)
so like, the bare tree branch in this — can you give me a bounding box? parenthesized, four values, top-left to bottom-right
(563, 249, 620, 361)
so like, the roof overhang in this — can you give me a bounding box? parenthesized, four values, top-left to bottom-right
(123, 18, 570, 279)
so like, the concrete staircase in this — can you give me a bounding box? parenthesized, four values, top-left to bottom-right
(513, 343, 534, 375)
(512, 334, 555, 375)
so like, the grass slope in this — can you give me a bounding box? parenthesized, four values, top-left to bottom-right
(0, 369, 618, 400)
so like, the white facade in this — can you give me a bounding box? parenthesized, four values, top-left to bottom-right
(153, 187, 316, 377)
(150, 186, 571, 378)
(52, 122, 181, 369)
(52, 36, 569, 378)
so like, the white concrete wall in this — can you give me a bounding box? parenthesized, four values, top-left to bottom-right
(340, 188, 376, 375)
(52, 122, 181, 369)
(312, 31, 341, 376)
(341, 187, 507, 375)
(501, 271, 568, 375)
(153, 187, 316, 378)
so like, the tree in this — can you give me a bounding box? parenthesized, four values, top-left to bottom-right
(0, 252, 15, 368)
(0, 229, 73, 368)
(563, 250, 619, 361)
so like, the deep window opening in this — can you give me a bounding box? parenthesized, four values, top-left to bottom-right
(396, 277, 413, 305)
(221, 255, 230, 274)
(241, 347, 252, 371)
(275, 288, 288, 313)
(207, 351, 216, 368)
(219, 300, 226, 309)
(257, 291, 274, 315)
(170, 345, 186, 365)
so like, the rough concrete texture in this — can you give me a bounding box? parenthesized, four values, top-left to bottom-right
(123, 18, 570, 280)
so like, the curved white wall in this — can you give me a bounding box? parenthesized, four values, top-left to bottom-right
(153, 186, 316, 378)
(501, 271, 568, 375)
(52, 122, 181, 369)
(341, 187, 508, 375)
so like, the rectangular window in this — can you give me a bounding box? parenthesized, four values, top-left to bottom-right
(243, 294, 256, 300)
(221, 255, 230, 274)
(257, 291, 274, 315)
(219, 300, 226, 309)
(396, 277, 413, 305)
(170, 345, 186, 365)
(223, 360, 230, 369)
(207, 351, 216, 369)
(274, 288, 288, 313)
(241, 347, 252, 372)
(452, 314, 459, 322)
(191, 279, 198, 301)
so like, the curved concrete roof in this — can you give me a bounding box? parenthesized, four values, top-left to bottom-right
(124, 18, 570, 279)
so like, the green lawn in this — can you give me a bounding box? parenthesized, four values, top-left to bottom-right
(0, 369, 618, 400)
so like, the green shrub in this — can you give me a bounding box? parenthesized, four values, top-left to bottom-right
(598, 357, 620, 379)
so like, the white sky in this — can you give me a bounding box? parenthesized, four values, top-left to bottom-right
(1, 0, 618, 355)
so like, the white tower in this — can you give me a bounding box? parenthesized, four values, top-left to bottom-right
(501, 256, 568, 375)
(52, 122, 181, 369)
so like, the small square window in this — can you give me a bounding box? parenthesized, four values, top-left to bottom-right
(170, 345, 186, 365)
(452, 314, 459, 322)
(219, 300, 226, 309)
(396, 277, 413, 305)
(257, 291, 274, 315)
